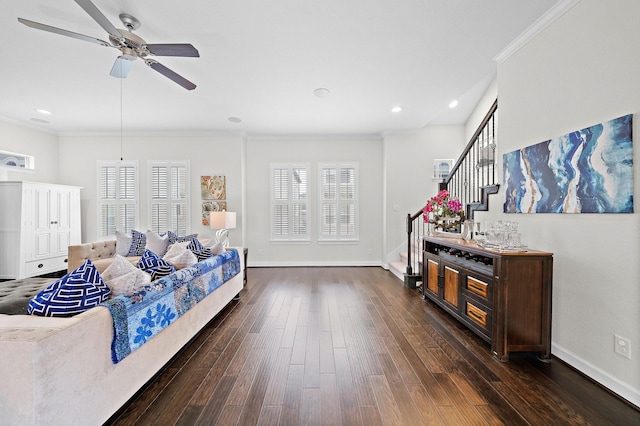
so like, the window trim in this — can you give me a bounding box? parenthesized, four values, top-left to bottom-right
(317, 162, 359, 243)
(147, 160, 191, 236)
(96, 160, 139, 240)
(270, 162, 311, 242)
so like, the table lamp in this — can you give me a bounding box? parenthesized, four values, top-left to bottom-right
(209, 211, 236, 248)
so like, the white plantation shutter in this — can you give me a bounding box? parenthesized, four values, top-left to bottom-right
(97, 160, 139, 239)
(319, 163, 358, 241)
(271, 163, 309, 241)
(149, 161, 190, 235)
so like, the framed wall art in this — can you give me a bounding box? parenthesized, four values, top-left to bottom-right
(201, 175, 228, 225)
(433, 159, 453, 181)
(503, 114, 633, 213)
(201, 175, 226, 200)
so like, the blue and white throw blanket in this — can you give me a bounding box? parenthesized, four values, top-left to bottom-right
(102, 248, 240, 363)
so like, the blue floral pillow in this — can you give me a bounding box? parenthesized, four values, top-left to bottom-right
(167, 230, 197, 245)
(137, 249, 176, 281)
(187, 238, 213, 261)
(126, 229, 147, 256)
(27, 259, 111, 317)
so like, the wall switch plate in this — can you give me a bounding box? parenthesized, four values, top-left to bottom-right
(614, 335, 631, 359)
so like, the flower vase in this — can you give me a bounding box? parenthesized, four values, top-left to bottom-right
(433, 215, 462, 238)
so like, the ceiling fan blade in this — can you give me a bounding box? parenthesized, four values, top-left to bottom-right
(110, 56, 134, 78)
(145, 43, 200, 58)
(74, 0, 121, 40)
(145, 60, 196, 90)
(18, 18, 111, 46)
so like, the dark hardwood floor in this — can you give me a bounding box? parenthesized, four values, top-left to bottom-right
(107, 267, 640, 425)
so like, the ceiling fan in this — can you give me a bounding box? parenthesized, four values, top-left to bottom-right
(18, 0, 199, 90)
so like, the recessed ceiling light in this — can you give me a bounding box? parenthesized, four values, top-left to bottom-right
(313, 88, 330, 98)
(30, 117, 49, 124)
(391, 106, 403, 113)
(228, 116, 242, 123)
(35, 108, 52, 115)
(449, 100, 459, 109)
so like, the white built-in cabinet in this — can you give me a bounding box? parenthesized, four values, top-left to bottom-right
(0, 181, 81, 279)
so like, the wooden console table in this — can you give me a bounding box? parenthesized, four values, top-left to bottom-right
(422, 236, 553, 361)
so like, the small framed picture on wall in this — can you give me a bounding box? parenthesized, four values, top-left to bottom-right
(433, 159, 453, 181)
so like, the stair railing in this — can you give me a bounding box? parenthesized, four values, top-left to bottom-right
(402, 99, 499, 287)
(443, 99, 500, 220)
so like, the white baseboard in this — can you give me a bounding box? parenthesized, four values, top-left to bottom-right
(552, 343, 640, 408)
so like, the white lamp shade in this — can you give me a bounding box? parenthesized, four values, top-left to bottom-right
(209, 211, 236, 230)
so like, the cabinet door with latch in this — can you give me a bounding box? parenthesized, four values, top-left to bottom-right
(442, 265, 460, 309)
(423, 254, 440, 298)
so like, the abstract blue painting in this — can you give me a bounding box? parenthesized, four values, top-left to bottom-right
(504, 114, 633, 213)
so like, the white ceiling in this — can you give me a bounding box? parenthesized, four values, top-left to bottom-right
(1, 0, 559, 136)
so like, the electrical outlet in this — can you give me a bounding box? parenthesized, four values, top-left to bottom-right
(614, 335, 631, 359)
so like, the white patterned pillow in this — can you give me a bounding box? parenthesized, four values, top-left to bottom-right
(115, 230, 132, 256)
(145, 230, 170, 256)
(101, 255, 151, 296)
(163, 243, 198, 269)
(200, 238, 225, 255)
(211, 241, 225, 255)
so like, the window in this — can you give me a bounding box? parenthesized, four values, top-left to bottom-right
(270, 163, 309, 241)
(0, 149, 35, 174)
(148, 161, 190, 236)
(97, 160, 138, 239)
(318, 163, 358, 241)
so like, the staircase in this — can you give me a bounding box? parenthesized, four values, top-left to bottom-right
(391, 99, 499, 286)
(389, 237, 422, 285)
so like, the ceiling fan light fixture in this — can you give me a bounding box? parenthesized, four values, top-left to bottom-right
(110, 56, 134, 78)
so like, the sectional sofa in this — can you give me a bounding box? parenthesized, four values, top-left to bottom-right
(0, 239, 244, 425)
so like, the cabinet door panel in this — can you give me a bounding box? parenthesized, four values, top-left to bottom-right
(35, 233, 51, 257)
(34, 188, 52, 232)
(57, 190, 72, 230)
(443, 266, 459, 308)
(426, 258, 439, 295)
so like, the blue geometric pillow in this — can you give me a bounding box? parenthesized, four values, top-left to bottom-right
(167, 230, 197, 245)
(27, 259, 111, 317)
(187, 238, 213, 261)
(137, 249, 176, 281)
(126, 229, 147, 256)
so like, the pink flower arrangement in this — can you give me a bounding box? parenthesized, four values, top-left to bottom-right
(423, 190, 464, 230)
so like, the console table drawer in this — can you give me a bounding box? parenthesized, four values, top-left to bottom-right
(466, 276, 489, 299)
(461, 295, 492, 340)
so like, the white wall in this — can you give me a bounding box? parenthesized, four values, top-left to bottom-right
(245, 136, 385, 266)
(493, 0, 640, 406)
(57, 133, 245, 244)
(382, 126, 466, 263)
(0, 120, 59, 183)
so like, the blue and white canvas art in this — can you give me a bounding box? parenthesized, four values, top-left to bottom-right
(503, 114, 633, 213)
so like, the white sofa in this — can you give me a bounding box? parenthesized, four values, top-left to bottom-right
(0, 242, 244, 425)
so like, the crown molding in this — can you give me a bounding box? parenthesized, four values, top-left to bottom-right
(494, 0, 581, 63)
